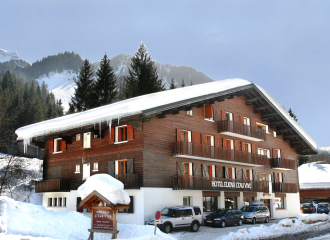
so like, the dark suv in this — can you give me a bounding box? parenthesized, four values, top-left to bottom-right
(317, 202, 329, 214)
(302, 203, 316, 213)
(204, 209, 244, 228)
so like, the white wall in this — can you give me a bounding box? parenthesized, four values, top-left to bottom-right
(42, 190, 80, 212)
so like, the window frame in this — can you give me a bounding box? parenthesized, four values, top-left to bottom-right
(275, 197, 285, 209)
(76, 134, 81, 142)
(243, 142, 252, 153)
(115, 125, 128, 144)
(186, 110, 193, 116)
(53, 138, 62, 154)
(256, 122, 269, 133)
(243, 117, 250, 125)
(75, 164, 80, 173)
(258, 148, 271, 158)
(93, 162, 99, 172)
(83, 132, 91, 149)
(115, 159, 127, 175)
(273, 131, 277, 138)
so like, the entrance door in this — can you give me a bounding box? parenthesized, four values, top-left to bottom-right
(83, 163, 90, 180)
(261, 199, 271, 218)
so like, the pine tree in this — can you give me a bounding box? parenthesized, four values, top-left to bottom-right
(69, 59, 94, 112)
(288, 108, 298, 122)
(169, 78, 176, 89)
(298, 155, 309, 166)
(190, 81, 193, 86)
(123, 42, 165, 98)
(181, 79, 185, 87)
(94, 53, 117, 107)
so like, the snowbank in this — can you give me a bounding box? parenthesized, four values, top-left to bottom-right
(278, 218, 293, 227)
(299, 163, 330, 189)
(77, 174, 130, 205)
(297, 214, 330, 224)
(0, 196, 174, 240)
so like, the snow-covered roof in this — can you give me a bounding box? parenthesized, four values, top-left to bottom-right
(15, 78, 317, 151)
(299, 163, 330, 189)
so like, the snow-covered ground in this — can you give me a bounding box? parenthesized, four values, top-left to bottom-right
(299, 163, 330, 189)
(36, 70, 78, 112)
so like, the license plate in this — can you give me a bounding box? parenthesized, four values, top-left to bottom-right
(207, 221, 212, 223)
(320, 209, 324, 211)
(304, 208, 308, 210)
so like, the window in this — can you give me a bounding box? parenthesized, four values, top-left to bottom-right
(183, 196, 192, 206)
(225, 197, 237, 209)
(116, 160, 127, 174)
(59, 198, 62, 207)
(54, 198, 57, 207)
(227, 139, 234, 150)
(93, 134, 98, 139)
(63, 197, 67, 207)
(48, 197, 67, 208)
(228, 167, 235, 179)
(115, 125, 128, 143)
(275, 149, 281, 158)
(118, 196, 134, 213)
(273, 131, 277, 138)
(203, 197, 218, 212)
(205, 135, 214, 146)
(275, 197, 285, 209)
(182, 130, 192, 142)
(93, 162, 99, 171)
(243, 142, 251, 153)
(48, 198, 52, 207)
(258, 148, 270, 158)
(226, 112, 233, 121)
(187, 110, 193, 116)
(183, 162, 191, 175)
(53, 138, 62, 153)
(83, 132, 91, 148)
(206, 165, 215, 178)
(75, 165, 80, 173)
(204, 104, 213, 121)
(243, 117, 250, 125)
(259, 173, 269, 182)
(245, 169, 251, 180)
(256, 122, 269, 133)
(76, 134, 81, 142)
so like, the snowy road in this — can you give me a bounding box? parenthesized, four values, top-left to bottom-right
(170, 219, 280, 240)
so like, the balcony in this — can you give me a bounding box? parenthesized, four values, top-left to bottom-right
(173, 175, 269, 193)
(272, 182, 298, 193)
(35, 179, 70, 193)
(271, 158, 296, 170)
(172, 141, 271, 167)
(114, 174, 140, 189)
(218, 120, 266, 141)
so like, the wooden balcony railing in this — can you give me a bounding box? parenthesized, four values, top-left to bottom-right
(272, 182, 298, 193)
(218, 120, 266, 141)
(271, 158, 296, 170)
(173, 175, 269, 193)
(114, 174, 140, 189)
(35, 179, 70, 193)
(172, 141, 271, 167)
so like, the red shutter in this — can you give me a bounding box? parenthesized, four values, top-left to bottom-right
(281, 150, 284, 159)
(272, 148, 276, 158)
(61, 140, 66, 152)
(233, 114, 239, 122)
(214, 136, 220, 147)
(192, 131, 200, 143)
(239, 116, 244, 124)
(234, 140, 240, 151)
(252, 144, 256, 154)
(204, 104, 212, 118)
(242, 142, 246, 152)
(223, 137, 228, 148)
(201, 134, 207, 145)
(176, 128, 182, 142)
(127, 124, 134, 140)
(221, 110, 226, 120)
(109, 127, 115, 143)
(251, 119, 255, 128)
(49, 139, 54, 153)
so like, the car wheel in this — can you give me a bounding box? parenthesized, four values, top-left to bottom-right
(220, 220, 226, 228)
(264, 217, 269, 223)
(162, 224, 172, 234)
(238, 219, 243, 226)
(190, 222, 200, 232)
(252, 218, 256, 224)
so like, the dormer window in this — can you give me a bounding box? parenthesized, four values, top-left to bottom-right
(53, 138, 62, 153)
(204, 104, 213, 121)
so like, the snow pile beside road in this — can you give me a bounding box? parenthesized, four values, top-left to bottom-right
(220, 216, 330, 240)
(300, 214, 330, 224)
(0, 196, 174, 240)
(77, 174, 130, 205)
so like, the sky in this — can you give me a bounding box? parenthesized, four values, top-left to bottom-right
(2, 0, 330, 148)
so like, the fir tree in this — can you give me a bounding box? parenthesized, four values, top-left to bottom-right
(298, 155, 309, 166)
(190, 81, 193, 86)
(123, 42, 165, 98)
(69, 59, 94, 112)
(181, 79, 185, 87)
(288, 108, 298, 122)
(94, 53, 117, 107)
(169, 78, 176, 89)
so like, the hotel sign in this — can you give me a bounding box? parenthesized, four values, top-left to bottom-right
(93, 208, 114, 230)
(211, 181, 252, 189)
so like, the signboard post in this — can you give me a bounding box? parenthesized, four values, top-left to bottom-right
(154, 211, 161, 235)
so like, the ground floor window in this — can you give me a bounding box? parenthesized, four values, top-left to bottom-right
(183, 196, 192, 206)
(203, 197, 218, 212)
(243, 197, 255, 206)
(225, 197, 237, 209)
(48, 197, 67, 207)
(275, 197, 285, 209)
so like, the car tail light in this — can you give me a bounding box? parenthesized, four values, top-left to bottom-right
(328, 206, 329, 210)
(309, 207, 312, 210)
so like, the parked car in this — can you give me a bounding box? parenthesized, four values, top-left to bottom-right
(204, 209, 244, 228)
(302, 203, 316, 213)
(241, 201, 270, 224)
(145, 206, 202, 233)
(317, 202, 329, 214)
(308, 201, 319, 213)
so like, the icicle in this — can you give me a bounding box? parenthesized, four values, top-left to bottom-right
(99, 121, 101, 138)
(118, 117, 120, 125)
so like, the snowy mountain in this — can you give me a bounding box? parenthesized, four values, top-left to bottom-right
(39, 53, 214, 112)
(0, 49, 30, 68)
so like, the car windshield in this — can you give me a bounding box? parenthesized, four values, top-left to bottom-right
(211, 210, 226, 216)
(318, 204, 328, 207)
(161, 208, 178, 217)
(303, 204, 312, 207)
(242, 207, 255, 212)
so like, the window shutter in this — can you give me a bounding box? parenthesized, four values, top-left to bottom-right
(127, 159, 134, 174)
(223, 137, 228, 148)
(252, 170, 257, 181)
(242, 168, 246, 180)
(61, 140, 66, 152)
(176, 162, 184, 175)
(282, 173, 284, 183)
(242, 142, 246, 152)
(251, 143, 256, 154)
(127, 125, 134, 141)
(191, 131, 200, 143)
(221, 110, 226, 120)
(201, 134, 207, 145)
(77, 197, 83, 212)
(215, 165, 222, 178)
(225, 167, 228, 179)
(251, 119, 255, 127)
(202, 164, 208, 177)
(239, 116, 244, 124)
(204, 104, 212, 118)
(234, 140, 240, 151)
(128, 196, 134, 213)
(233, 114, 239, 122)
(49, 140, 54, 153)
(52, 167, 57, 179)
(109, 127, 115, 143)
(108, 161, 115, 176)
(273, 172, 277, 182)
(272, 148, 276, 158)
(176, 128, 182, 142)
(192, 163, 199, 176)
(214, 136, 220, 147)
(281, 150, 284, 159)
(235, 168, 239, 180)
